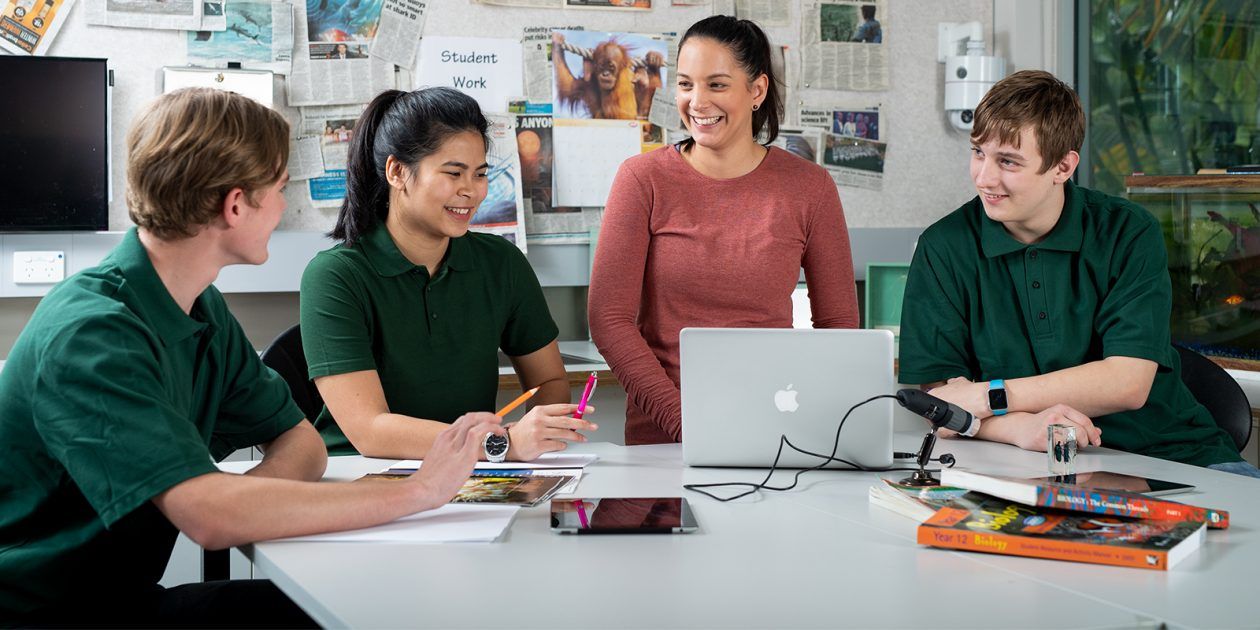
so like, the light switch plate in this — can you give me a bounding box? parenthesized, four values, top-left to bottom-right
(14, 251, 66, 284)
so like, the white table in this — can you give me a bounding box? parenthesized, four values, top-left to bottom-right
(236, 435, 1259, 629)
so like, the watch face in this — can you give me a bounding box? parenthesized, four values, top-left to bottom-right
(484, 433, 509, 458)
(988, 388, 1008, 410)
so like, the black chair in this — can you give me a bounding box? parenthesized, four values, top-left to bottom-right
(203, 325, 324, 582)
(260, 324, 325, 422)
(1175, 344, 1252, 452)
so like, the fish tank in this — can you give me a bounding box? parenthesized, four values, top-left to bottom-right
(1128, 175, 1260, 369)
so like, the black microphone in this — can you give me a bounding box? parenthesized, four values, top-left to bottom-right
(895, 389, 976, 435)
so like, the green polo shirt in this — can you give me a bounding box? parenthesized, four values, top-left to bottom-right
(900, 181, 1239, 468)
(0, 229, 304, 619)
(300, 225, 559, 455)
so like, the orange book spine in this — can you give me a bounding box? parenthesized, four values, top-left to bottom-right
(917, 525, 1170, 570)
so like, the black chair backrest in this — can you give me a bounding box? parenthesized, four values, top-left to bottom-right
(1175, 345, 1252, 452)
(260, 324, 325, 422)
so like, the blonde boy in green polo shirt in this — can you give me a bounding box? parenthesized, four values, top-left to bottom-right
(899, 70, 1256, 476)
(0, 88, 504, 626)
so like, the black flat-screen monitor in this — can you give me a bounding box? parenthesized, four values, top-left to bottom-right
(0, 56, 109, 232)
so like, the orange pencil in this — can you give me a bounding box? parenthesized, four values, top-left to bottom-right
(496, 386, 539, 417)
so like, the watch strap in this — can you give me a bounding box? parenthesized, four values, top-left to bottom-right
(988, 379, 1008, 416)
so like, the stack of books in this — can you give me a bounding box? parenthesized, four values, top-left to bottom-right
(870, 470, 1229, 571)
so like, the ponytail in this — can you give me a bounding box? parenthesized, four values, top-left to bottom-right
(331, 89, 403, 244)
(329, 87, 490, 246)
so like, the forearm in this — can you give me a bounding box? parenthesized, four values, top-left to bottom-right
(247, 420, 327, 482)
(1005, 357, 1155, 417)
(974, 412, 1034, 447)
(158, 472, 440, 550)
(591, 320, 681, 438)
(352, 413, 451, 460)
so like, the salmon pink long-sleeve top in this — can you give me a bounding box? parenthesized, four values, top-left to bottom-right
(588, 145, 860, 445)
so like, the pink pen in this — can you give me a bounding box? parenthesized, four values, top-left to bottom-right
(574, 372, 597, 419)
(575, 500, 590, 528)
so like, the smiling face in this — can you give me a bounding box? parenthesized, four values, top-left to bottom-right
(970, 125, 1077, 242)
(675, 36, 766, 154)
(387, 130, 489, 243)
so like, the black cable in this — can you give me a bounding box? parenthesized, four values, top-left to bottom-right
(683, 394, 952, 502)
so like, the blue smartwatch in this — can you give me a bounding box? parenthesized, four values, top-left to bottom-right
(988, 379, 1008, 416)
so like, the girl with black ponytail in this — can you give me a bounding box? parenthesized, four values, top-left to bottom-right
(589, 16, 860, 445)
(300, 87, 594, 460)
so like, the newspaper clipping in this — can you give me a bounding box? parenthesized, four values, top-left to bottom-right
(475, 0, 561, 7)
(0, 0, 75, 54)
(565, 0, 650, 9)
(472, 113, 527, 250)
(822, 133, 885, 190)
(799, 105, 885, 189)
(288, 0, 395, 106)
(370, 0, 425, 70)
(299, 104, 364, 207)
(733, 0, 791, 26)
(86, 0, 205, 31)
(200, 0, 224, 31)
(771, 127, 824, 165)
(521, 24, 583, 105)
(288, 136, 326, 181)
(646, 32, 681, 132)
(801, 0, 887, 91)
(186, 0, 294, 74)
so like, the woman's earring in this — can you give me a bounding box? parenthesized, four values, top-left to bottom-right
(753, 103, 760, 111)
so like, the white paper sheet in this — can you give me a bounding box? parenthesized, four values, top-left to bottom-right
(552, 118, 641, 207)
(415, 36, 523, 114)
(394, 453, 599, 470)
(277, 504, 519, 543)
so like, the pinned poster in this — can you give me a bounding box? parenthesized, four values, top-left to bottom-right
(416, 36, 523, 113)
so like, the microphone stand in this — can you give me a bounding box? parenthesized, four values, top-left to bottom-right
(899, 428, 957, 487)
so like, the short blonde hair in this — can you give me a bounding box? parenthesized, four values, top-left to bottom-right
(126, 87, 289, 239)
(970, 70, 1084, 174)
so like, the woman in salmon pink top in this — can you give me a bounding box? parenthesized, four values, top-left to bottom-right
(588, 15, 860, 445)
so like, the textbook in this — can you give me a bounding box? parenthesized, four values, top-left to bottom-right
(940, 469, 1229, 529)
(917, 494, 1207, 570)
(867, 478, 973, 522)
(362, 473, 572, 507)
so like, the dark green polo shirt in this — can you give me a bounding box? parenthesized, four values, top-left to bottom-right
(900, 181, 1239, 467)
(300, 225, 559, 455)
(0, 229, 304, 620)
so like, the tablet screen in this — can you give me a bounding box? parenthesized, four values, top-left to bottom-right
(550, 497, 698, 533)
(1031, 470, 1194, 497)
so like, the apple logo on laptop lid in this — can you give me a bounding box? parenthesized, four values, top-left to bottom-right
(774, 385, 799, 413)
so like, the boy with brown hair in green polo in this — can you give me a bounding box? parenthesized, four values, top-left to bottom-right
(0, 88, 503, 627)
(899, 70, 1257, 477)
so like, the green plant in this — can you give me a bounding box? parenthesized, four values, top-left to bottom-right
(1086, 0, 1259, 195)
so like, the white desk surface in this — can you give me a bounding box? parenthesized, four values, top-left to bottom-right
(229, 434, 1259, 629)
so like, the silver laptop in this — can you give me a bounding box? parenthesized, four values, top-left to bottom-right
(681, 328, 894, 469)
